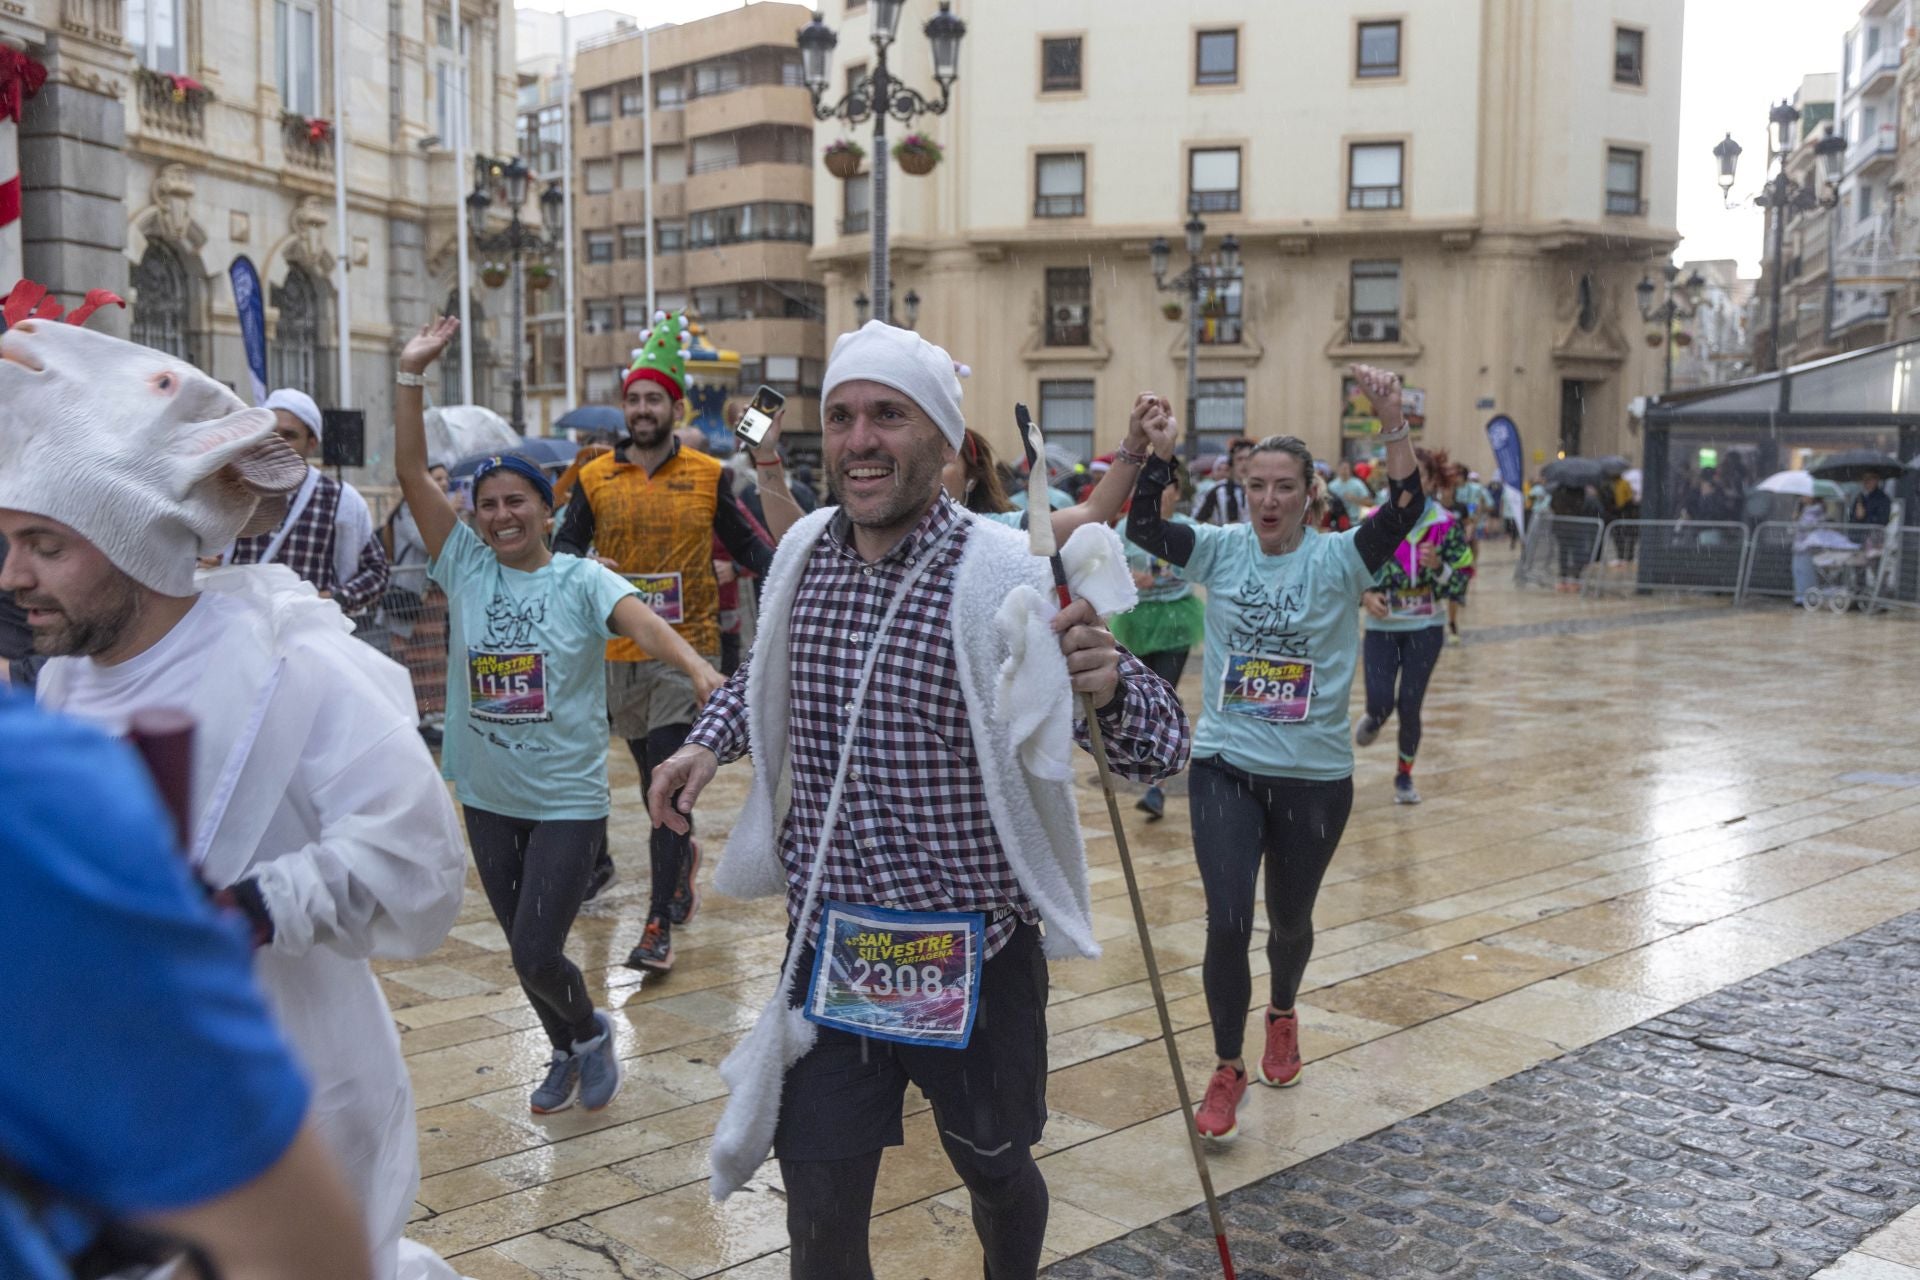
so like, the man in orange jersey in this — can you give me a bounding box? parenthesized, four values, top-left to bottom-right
(554, 312, 775, 973)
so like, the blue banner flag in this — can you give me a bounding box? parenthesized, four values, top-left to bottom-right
(1485, 414, 1527, 528)
(228, 256, 269, 406)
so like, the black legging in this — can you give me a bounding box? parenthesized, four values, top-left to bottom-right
(1188, 759, 1354, 1062)
(1140, 647, 1190, 690)
(627, 724, 693, 921)
(462, 807, 604, 1050)
(1362, 626, 1445, 763)
(783, 1146, 1048, 1280)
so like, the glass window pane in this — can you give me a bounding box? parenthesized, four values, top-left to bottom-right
(129, 0, 149, 57)
(1191, 148, 1239, 191)
(1039, 380, 1096, 432)
(295, 7, 315, 116)
(1607, 151, 1641, 194)
(1196, 30, 1237, 83)
(585, 160, 613, 194)
(275, 0, 288, 101)
(1358, 22, 1399, 76)
(618, 153, 647, 187)
(1042, 37, 1080, 91)
(151, 0, 181, 72)
(1037, 154, 1084, 196)
(1351, 144, 1401, 187)
(1195, 379, 1245, 431)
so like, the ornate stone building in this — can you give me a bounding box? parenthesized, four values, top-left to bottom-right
(1, 0, 519, 495)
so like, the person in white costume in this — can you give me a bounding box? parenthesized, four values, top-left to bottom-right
(0, 313, 469, 1280)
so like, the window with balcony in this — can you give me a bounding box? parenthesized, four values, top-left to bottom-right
(1357, 20, 1400, 79)
(585, 230, 615, 264)
(621, 225, 647, 259)
(128, 0, 187, 73)
(1614, 26, 1644, 86)
(692, 56, 745, 98)
(1859, 185, 1875, 224)
(620, 297, 650, 329)
(1035, 153, 1086, 218)
(1348, 142, 1404, 210)
(520, 104, 563, 176)
(1605, 147, 1643, 216)
(1195, 378, 1247, 445)
(275, 0, 321, 116)
(691, 134, 740, 174)
(657, 221, 686, 253)
(1042, 36, 1082, 92)
(584, 88, 612, 123)
(745, 354, 823, 397)
(687, 202, 813, 248)
(843, 174, 871, 234)
(584, 159, 613, 195)
(1349, 260, 1401, 343)
(1195, 29, 1238, 86)
(585, 300, 614, 334)
(533, 320, 565, 388)
(1189, 147, 1241, 213)
(1044, 268, 1091, 346)
(1197, 276, 1242, 345)
(1038, 380, 1096, 460)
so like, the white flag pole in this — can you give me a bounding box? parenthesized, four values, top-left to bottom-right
(453, 0, 474, 404)
(332, 0, 352, 407)
(560, 7, 577, 407)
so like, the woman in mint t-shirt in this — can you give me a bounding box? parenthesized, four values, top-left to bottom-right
(1126, 364, 1423, 1145)
(395, 318, 723, 1118)
(1354, 448, 1474, 806)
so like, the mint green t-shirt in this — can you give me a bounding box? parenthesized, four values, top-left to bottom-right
(430, 521, 639, 821)
(1180, 522, 1373, 781)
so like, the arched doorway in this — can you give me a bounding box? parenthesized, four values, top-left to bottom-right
(130, 241, 193, 362)
(271, 266, 325, 398)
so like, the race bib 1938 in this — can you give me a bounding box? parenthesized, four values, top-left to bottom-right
(1219, 653, 1314, 724)
(468, 648, 550, 723)
(804, 902, 985, 1049)
(626, 572, 684, 624)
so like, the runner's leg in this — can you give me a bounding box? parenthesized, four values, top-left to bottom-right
(783, 1151, 883, 1280)
(513, 817, 605, 1045)
(1142, 647, 1189, 689)
(1189, 757, 1269, 1063)
(463, 808, 575, 1049)
(1361, 628, 1398, 729)
(1262, 777, 1356, 1012)
(643, 722, 693, 922)
(1393, 627, 1445, 767)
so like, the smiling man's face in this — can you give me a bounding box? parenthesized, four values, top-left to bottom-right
(823, 380, 953, 542)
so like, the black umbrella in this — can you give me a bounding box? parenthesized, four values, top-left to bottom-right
(449, 436, 581, 478)
(1597, 455, 1631, 478)
(1540, 457, 1607, 488)
(1810, 449, 1904, 482)
(554, 404, 626, 436)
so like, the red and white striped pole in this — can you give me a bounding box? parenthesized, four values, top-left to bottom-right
(0, 39, 48, 289)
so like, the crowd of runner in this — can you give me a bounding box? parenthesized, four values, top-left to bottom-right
(4, 284, 1514, 1278)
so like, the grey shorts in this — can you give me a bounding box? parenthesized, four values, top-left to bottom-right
(606, 656, 718, 739)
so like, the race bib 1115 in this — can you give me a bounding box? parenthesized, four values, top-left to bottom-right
(468, 648, 550, 723)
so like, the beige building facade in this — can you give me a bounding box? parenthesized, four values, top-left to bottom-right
(2, 0, 521, 494)
(809, 0, 1683, 473)
(571, 3, 825, 437)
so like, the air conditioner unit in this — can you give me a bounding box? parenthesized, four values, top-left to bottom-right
(1352, 319, 1380, 341)
(1053, 303, 1087, 327)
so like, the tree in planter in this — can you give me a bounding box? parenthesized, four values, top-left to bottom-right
(891, 133, 943, 176)
(824, 138, 865, 179)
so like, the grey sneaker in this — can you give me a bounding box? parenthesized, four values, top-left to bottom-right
(529, 1050, 579, 1115)
(1394, 775, 1422, 805)
(1354, 715, 1381, 747)
(573, 1012, 622, 1112)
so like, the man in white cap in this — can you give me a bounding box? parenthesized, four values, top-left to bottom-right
(224, 386, 391, 618)
(0, 316, 468, 1280)
(647, 320, 1192, 1279)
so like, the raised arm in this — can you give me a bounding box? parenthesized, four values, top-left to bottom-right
(1348, 364, 1425, 573)
(1046, 392, 1167, 543)
(393, 317, 463, 563)
(740, 405, 806, 543)
(1124, 402, 1196, 566)
(610, 593, 724, 703)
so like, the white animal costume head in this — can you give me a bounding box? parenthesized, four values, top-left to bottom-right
(0, 317, 307, 596)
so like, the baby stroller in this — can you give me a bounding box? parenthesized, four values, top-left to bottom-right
(1797, 529, 1878, 612)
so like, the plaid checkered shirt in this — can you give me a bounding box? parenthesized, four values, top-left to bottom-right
(686, 496, 1190, 955)
(228, 471, 390, 615)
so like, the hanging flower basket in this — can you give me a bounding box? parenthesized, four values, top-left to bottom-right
(1161, 301, 1183, 321)
(1673, 330, 1694, 348)
(306, 116, 332, 144)
(892, 133, 943, 176)
(479, 262, 508, 288)
(824, 138, 865, 179)
(526, 262, 554, 291)
(1644, 332, 1663, 348)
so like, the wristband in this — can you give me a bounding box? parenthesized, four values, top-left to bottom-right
(396, 370, 427, 388)
(1114, 444, 1150, 467)
(752, 455, 784, 470)
(1378, 425, 1410, 443)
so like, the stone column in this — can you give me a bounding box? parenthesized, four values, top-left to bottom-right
(17, 35, 129, 335)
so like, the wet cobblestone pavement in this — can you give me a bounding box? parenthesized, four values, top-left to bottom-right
(1050, 912, 1920, 1280)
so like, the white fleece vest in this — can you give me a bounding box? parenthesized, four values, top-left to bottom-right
(711, 504, 1102, 962)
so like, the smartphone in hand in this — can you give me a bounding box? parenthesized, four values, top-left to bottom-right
(735, 384, 786, 449)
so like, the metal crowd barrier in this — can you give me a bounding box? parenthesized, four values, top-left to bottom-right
(1514, 514, 1604, 588)
(1737, 521, 1896, 608)
(1588, 520, 1749, 598)
(354, 564, 448, 724)
(1877, 529, 1920, 613)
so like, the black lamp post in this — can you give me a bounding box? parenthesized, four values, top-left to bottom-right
(1717, 102, 1846, 373)
(799, 3, 965, 328)
(853, 286, 921, 329)
(469, 155, 563, 431)
(1149, 215, 1241, 462)
(1636, 262, 1707, 394)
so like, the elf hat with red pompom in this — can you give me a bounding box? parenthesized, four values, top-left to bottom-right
(622, 309, 690, 401)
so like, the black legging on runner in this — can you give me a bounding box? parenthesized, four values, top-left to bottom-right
(1188, 758, 1354, 1062)
(627, 724, 693, 920)
(1362, 627, 1445, 762)
(1140, 647, 1190, 690)
(462, 807, 605, 1050)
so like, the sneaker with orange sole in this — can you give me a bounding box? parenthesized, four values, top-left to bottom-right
(1194, 1064, 1248, 1141)
(1255, 1009, 1302, 1087)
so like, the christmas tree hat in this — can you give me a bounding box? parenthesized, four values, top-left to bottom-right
(623, 309, 691, 401)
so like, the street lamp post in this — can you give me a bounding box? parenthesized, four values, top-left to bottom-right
(1149, 217, 1241, 463)
(1716, 102, 1846, 373)
(799, 2, 966, 326)
(469, 157, 564, 432)
(1636, 262, 1707, 394)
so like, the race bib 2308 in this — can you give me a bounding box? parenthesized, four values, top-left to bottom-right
(626, 572, 684, 624)
(1219, 653, 1314, 724)
(804, 902, 984, 1049)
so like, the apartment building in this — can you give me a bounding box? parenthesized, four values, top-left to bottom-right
(571, 3, 825, 438)
(1757, 74, 1843, 370)
(1829, 0, 1908, 348)
(809, 0, 1682, 470)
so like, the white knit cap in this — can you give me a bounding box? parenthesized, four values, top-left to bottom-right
(0, 320, 307, 597)
(821, 320, 966, 450)
(265, 387, 324, 441)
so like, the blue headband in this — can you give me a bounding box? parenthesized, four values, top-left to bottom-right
(472, 453, 555, 509)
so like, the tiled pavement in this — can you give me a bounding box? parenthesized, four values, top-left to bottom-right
(384, 550, 1920, 1279)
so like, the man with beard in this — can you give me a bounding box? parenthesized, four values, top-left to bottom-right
(0, 315, 468, 1280)
(646, 320, 1191, 1279)
(553, 311, 776, 973)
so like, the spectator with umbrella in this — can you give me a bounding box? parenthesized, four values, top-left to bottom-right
(1809, 449, 1902, 528)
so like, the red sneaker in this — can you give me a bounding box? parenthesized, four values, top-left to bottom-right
(1194, 1065, 1248, 1142)
(1256, 1010, 1302, 1087)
